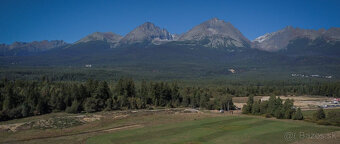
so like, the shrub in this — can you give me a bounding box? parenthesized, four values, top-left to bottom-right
(313, 108, 326, 120)
(265, 113, 272, 118)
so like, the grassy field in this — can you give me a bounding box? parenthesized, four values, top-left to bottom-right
(1, 109, 339, 144)
(87, 115, 339, 144)
(302, 109, 340, 120)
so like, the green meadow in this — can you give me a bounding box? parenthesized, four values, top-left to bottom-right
(87, 115, 339, 144)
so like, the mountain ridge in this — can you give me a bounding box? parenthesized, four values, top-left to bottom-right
(252, 26, 340, 52)
(1, 18, 339, 57)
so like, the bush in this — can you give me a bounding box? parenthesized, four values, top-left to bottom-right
(265, 113, 272, 118)
(0, 110, 9, 121)
(8, 107, 23, 119)
(313, 108, 326, 120)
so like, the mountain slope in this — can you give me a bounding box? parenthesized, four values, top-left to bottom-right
(0, 40, 67, 56)
(179, 18, 250, 48)
(252, 26, 340, 52)
(77, 32, 122, 44)
(118, 22, 173, 46)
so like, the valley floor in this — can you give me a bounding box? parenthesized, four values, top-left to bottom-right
(0, 108, 339, 144)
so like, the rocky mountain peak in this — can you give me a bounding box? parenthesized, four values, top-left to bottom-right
(118, 22, 173, 45)
(178, 18, 250, 48)
(77, 32, 122, 44)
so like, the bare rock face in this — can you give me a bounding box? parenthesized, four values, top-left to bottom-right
(323, 27, 340, 41)
(12, 40, 66, 50)
(252, 26, 340, 52)
(178, 18, 250, 48)
(118, 22, 173, 45)
(77, 32, 123, 44)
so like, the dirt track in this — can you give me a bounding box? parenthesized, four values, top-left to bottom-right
(2, 124, 142, 143)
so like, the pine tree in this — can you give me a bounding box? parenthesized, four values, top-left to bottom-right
(293, 107, 304, 120)
(274, 106, 284, 119)
(84, 97, 98, 113)
(283, 99, 294, 119)
(259, 101, 268, 114)
(242, 104, 250, 114)
(2, 85, 15, 110)
(242, 95, 254, 114)
(252, 100, 261, 114)
(66, 100, 81, 113)
(267, 95, 276, 115)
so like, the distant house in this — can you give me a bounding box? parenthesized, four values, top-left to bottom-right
(311, 75, 320, 77)
(85, 64, 92, 68)
(325, 76, 333, 79)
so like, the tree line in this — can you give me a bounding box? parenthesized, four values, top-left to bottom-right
(242, 95, 304, 120)
(0, 77, 234, 121)
(1, 76, 340, 121)
(215, 81, 340, 98)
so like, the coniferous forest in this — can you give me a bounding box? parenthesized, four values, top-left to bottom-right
(0, 76, 340, 121)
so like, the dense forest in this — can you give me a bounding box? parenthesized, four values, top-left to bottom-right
(0, 77, 340, 121)
(0, 77, 234, 121)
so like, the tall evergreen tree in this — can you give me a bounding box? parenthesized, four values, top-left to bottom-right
(293, 107, 304, 120)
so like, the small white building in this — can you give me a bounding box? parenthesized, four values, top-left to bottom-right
(85, 64, 92, 68)
(228, 69, 236, 74)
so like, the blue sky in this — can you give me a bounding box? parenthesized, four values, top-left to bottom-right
(0, 0, 339, 44)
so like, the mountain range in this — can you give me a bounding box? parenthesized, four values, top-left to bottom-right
(1, 18, 339, 78)
(1, 18, 339, 55)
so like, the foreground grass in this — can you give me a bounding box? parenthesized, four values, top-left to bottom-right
(87, 115, 339, 144)
(0, 110, 214, 143)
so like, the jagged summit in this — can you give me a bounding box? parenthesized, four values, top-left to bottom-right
(118, 22, 173, 45)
